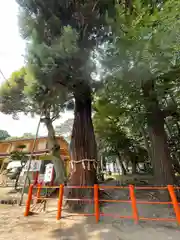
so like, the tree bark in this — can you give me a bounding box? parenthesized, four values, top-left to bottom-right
(129, 113, 152, 163)
(42, 117, 66, 184)
(117, 152, 127, 175)
(140, 126, 152, 162)
(113, 161, 116, 173)
(67, 89, 97, 211)
(131, 160, 137, 174)
(142, 80, 175, 187)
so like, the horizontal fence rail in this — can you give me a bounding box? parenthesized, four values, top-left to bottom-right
(24, 184, 180, 225)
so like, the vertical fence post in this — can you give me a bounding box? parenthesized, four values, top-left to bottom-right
(36, 183, 41, 203)
(129, 185, 139, 224)
(24, 184, 33, 217)
(56, 184, 64, 220)
(94, 184, 99, 223)
(168, 185, 180, 225)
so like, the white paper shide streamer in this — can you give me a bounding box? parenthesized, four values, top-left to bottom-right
(70, 159, 98, 172)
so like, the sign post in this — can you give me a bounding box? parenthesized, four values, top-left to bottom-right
(23, 160, 41, 172)
(44, 163, 54, 184)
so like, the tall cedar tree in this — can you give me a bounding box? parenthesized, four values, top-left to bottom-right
(16, 0, 116, 208)
(100, 0, 180, 188)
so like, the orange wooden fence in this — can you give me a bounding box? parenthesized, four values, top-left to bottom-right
(24, 184, 180, 225)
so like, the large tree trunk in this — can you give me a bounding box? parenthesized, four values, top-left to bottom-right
(131, 160, 137, 174)
(117, 152, 127, 175)
(142, 80, 175, 187)
(113, 161, 116, 173)
(67, 90, 97, 211)
(43, 117, 66, 184)
(164, 119, 180, 174)
(141, 126, 153, 163)
(130, 113, 152, 163)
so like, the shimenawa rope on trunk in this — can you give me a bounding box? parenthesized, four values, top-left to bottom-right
(70, 159, 99, 173)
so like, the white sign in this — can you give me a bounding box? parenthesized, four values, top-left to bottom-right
(38, 174, 44, 184)
(23, 160, 42, 172)
(44, 163, 54, 183)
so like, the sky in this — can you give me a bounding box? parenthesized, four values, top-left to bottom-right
(0, 1, 73, 137)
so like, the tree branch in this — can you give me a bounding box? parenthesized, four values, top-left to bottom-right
(162, 106, 178, 118)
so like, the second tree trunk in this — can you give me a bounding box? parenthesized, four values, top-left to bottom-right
(143, 80, 175, 187)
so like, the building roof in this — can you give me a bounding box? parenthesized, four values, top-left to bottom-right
(0, 135, 67, 144)
(0, 149, 49, 158)
(0, 136, 70, 159)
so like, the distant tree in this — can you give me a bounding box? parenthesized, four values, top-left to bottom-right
(21, 133, 35, 139)
(55, 119, 74, 136)
(0, 68, 67, 184)
(5, 136, 20, 140)
(5, 133, 35, 140)
(9, 144, 28, 190)
(0, 130, 10, 140)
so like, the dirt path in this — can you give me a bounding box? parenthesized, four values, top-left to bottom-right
(0, 181, 180, 240)
(0, 201, 180, 240)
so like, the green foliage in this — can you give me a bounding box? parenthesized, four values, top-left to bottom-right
(103, 0, 180, 81)
(0, 67, 29, 117)
(55, 119, 74, 136)
(16, 0, 116, 95)
(2, 0, 179, 181)
(9, 145, 29, 189)
(6, 134, 35, 141)
(26, 26, 80, 88)
(0, 67, 68, 121)
(21, 133, 35, 139)
(93, 88, 148, 164)
(93, 0, 180, 179)
(0, 130, 10, 140)
(98, 0, 180, 136)
(10, 150, 28, 162)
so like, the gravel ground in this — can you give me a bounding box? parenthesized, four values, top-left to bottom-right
(0, 182, 180, 240)
(0, 199, 180, 240)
